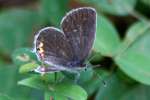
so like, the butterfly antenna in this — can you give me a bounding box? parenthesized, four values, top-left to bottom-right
(86, 62, 106, 87)
(85, 53, 101, 69)
(88, 53, 97, 62)
(94, 69, 107, 87)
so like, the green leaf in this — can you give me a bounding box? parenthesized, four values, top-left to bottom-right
(81, 69, 109, 95)
(0, 93, 14, 100)
(95, 72, 150, 100)
(19, 62, 39, 74)
(115, 21, 150, 85)
(0, 59, 6, 66)
(18, 73, 64, 90)
(0, 64, 40, 100)
(89, 50, 103, 63)
(12, 48, 37, 66)
(95, 73, 132, 100)
(120, 85, 150, 100)
(77, 0, 137, 16)
(116, 69, 136, 84)
(78, 67, 94, 83)
(45, 92, 67, 100)
(94, 14, 120, 57)
(141, 0, 150, 7)
(52, 83, 87, 100)
(19, 76, 87, 100)
(18, 75, 48, 90)
(40, 0, 69, 26)
(0, 9, 41, 55)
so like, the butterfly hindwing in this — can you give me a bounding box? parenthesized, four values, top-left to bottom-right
(34, 27, 74, 67)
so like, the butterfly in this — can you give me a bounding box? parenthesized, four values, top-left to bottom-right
(33, 7, 96, 74)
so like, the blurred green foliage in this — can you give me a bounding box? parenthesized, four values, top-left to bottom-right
(0, 0, 150, 100)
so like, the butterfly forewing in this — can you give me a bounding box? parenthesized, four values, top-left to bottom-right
(61, 7, 96, 63)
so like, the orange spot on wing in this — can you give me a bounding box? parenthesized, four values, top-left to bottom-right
(37, 42, 45, 59)
(39, 42, 44, 48)
(39, 48, 44, 53)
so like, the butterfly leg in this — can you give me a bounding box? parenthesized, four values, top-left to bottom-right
(54, 72, 57, 82)
(74, 71, 80, 83)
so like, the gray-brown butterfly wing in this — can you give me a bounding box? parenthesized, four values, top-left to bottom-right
(34, 7, 96, 71)
(61, 7, 96, 63)
(34, 27, 74, 67)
